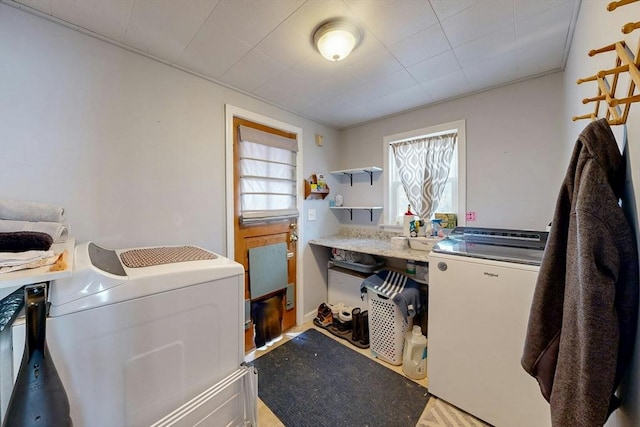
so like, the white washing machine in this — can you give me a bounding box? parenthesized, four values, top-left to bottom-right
(428, 227, 551, 427)
(45, 242, 256, 427)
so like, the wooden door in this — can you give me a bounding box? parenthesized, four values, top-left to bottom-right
(233, 118, 298, 352)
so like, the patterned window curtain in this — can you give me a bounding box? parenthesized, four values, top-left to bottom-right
(391, 132, 457, 220)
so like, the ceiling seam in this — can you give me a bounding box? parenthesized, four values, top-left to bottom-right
(513, 0, 520, 76)
(560, 0, 583, 71)
(427, 0, 468, 88)
(215, 0, 309, 82)
(179, 0, 222, 61)
(122, 0, 136, 42)
(343, 0, 430, 95)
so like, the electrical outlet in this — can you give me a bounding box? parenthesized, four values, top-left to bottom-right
(466, 211, 476, 222)
(308, 209, 316, 221)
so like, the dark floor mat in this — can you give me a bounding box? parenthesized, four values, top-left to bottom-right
(250, 328, 430, 427)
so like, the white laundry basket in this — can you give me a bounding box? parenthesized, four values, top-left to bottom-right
(368, 289, 413, 365)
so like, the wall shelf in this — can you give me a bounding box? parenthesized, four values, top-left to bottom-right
(330, 166, 382, 186)
(304, 178, 330, 199)
(330, 206, 383, 221)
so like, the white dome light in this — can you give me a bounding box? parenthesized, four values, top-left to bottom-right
(313, 19, 362, 62)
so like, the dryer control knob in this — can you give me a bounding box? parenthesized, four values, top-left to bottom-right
(437, 262, 447, 271)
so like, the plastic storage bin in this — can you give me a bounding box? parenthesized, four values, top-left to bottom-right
(368, 289, 413, 365)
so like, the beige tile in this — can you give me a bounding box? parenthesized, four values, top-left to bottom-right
(256, 398, 284, 427)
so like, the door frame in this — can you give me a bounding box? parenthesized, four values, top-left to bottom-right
(224, 104, 304, 329)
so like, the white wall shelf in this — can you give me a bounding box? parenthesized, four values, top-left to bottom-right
(329, 166, 382, 186)
(330, 206, 383, 221)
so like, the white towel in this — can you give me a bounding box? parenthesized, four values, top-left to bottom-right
(0, 198, 65, 223)
(0, 250, 55, 267)
(0, 251, 58, 273)
(0, 220, 69, 243)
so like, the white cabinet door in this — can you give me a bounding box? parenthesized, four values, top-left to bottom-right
(328, 268, 368, 309)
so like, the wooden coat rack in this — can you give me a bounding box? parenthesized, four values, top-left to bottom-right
(573, 0, 640, 125)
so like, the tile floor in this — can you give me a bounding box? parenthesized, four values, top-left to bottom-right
(244, 321, 490, 427)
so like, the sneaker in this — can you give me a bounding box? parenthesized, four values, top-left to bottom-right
(315, 303, 333, 327)
(329, 303, 344, 328)
(316, 303, 329, 318)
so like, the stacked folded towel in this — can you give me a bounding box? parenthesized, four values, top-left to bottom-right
(0, 249, 59, 274)
(0, 198, 65, 223)
(0, 198, 69, 274)
(0, 198, 69, 243)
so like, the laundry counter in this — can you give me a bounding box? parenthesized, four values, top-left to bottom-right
(309, 233, 430, 262)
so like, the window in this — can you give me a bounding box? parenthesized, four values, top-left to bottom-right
(237, 124, 298, 223)
(383, 120, 466, 227)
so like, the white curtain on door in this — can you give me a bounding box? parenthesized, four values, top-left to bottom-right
(238, 125, 298, 223)
(391, 132, 457, 220)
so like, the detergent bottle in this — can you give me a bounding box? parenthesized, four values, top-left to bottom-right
(403, 205, 415, 237)
(402, 325, 427, 380)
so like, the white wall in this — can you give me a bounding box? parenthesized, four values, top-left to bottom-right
(339, 72, 566, 231)
(4, 6, 638, 413)
(0, 4, 340, 320)
(563, 1, 640, 426)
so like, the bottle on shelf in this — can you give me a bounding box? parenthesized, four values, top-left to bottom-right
(403, 205, 416, 237)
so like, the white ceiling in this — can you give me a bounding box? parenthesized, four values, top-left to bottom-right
(6, 0, 581, 129)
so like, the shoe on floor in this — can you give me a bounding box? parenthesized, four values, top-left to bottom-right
(315, 303, 333, 327)
(330, 303, 344, 328)
(337, 307, 354, 332)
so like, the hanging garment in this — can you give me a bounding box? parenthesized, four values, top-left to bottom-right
(522, 119, 639, 426)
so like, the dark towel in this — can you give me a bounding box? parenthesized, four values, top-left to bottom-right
(0, 232, 53, 252)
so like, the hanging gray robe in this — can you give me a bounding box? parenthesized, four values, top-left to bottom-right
(522, 119, 639, 426)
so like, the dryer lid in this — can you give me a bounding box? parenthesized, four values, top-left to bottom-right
(49, 242, 244, 316)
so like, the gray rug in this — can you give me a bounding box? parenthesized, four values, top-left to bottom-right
(251, 328, 430, 427)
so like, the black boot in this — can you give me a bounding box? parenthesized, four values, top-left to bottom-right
(360, 310, 369, 346)
(351, 308, 362, 342)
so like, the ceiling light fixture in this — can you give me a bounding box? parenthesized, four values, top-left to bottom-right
(313, 19, 362, 62)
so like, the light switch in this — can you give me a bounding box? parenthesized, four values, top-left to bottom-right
(308, 209, 316, 221)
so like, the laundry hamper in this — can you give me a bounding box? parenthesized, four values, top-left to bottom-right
(368, 288, 413, 365)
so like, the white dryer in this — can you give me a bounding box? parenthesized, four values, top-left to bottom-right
(428, 227, 551, 427)
(46, 242, 256, 427)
